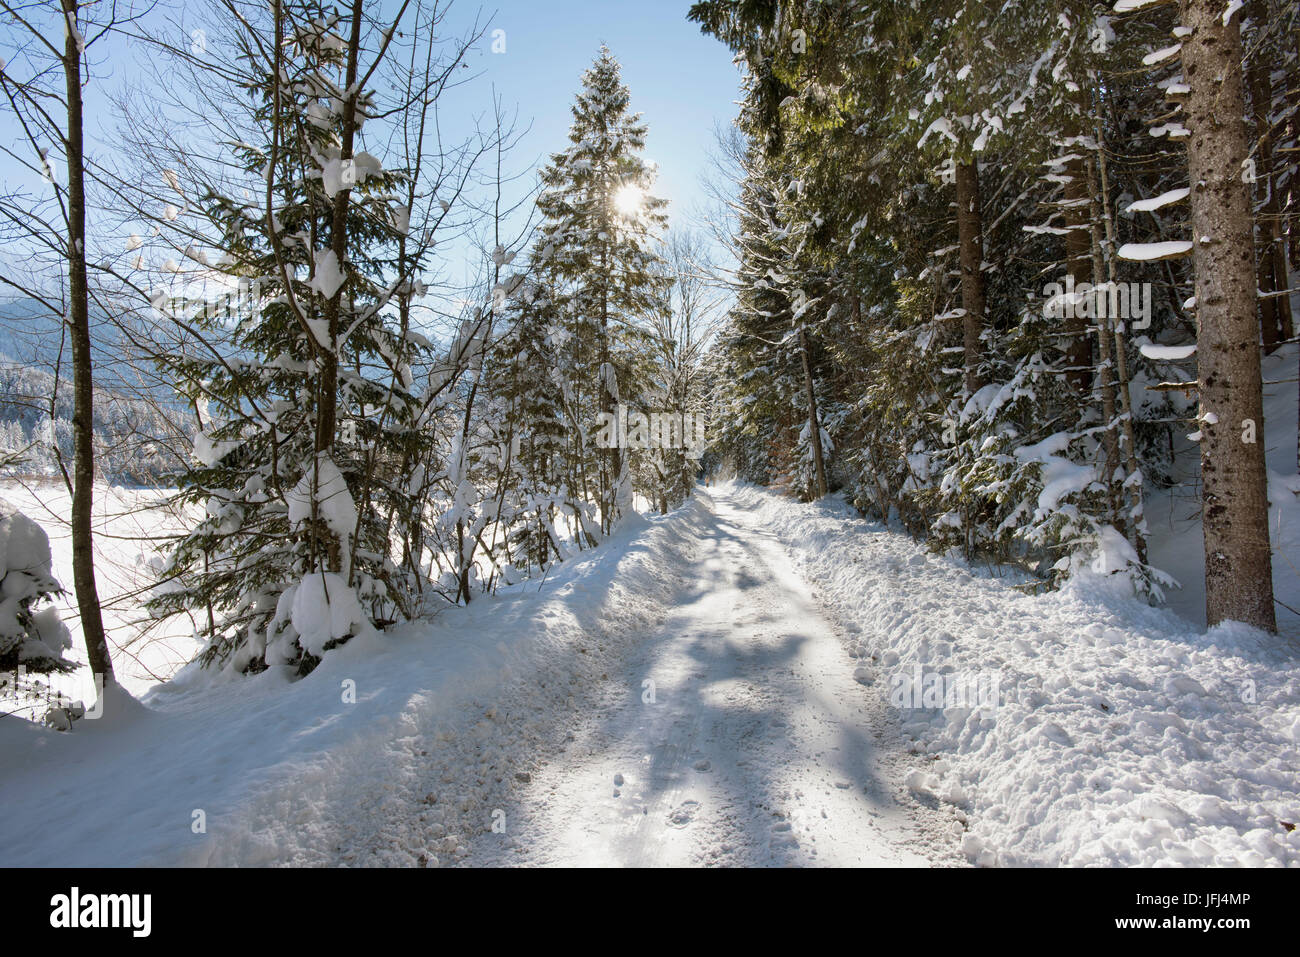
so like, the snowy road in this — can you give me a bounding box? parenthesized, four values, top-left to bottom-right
(474, 488, 949, 867)
(7, 482, 1294, 867)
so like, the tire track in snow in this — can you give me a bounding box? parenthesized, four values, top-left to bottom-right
(472, 487, 955, 867)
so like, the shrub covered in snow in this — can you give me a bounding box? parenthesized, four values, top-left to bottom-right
(0, 497, 74, 673)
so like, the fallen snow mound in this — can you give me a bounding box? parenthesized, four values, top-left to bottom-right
(723, 482, 1300, 867)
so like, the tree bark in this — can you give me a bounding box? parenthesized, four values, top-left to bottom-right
(1183, 0, 1276, 632)
(311, 0, 365, 574)
(1093, 104, 1149, 564)
(955, 160, 987, 396)
(1063, 155, 1094, 393)
(798, 325, 827, 499)
(600, 241, 618, 532)
(62, 0, 115, 686)
(1087, 169, 1124, 534)
(1248, 51, 1290, 349)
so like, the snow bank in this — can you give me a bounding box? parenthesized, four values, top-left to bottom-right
(0, 497, 71, 670)
(0, 498, 713, 866)
(721, 482, 1300, 867)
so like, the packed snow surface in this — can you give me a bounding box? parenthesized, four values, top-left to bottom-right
(1, 485, 1296, 867)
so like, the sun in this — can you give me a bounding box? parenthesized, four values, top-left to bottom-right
(613, 184, 644, 217)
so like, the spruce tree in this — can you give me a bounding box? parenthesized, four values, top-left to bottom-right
(535, 47, 668, 533)
(148, 5, 435, 673)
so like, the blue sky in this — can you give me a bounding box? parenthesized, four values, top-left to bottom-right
(0, 1, 742, 296)
(399, 0, 746, 292)
(460, 1, 742, 218)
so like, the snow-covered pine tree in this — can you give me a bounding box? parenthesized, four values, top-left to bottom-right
(696, 0, 1182, 592)
(534, 46, 668, 533)
(147, 3, 441, 673)
(480, 279, 580, 574)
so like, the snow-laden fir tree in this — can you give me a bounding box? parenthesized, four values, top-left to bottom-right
(148, 5, 436, 674)
(483, 272, 603, 574)
(534, 46, 669, 533)
(690, 0, 1208, 600)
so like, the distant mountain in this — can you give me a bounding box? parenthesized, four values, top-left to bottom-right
(0, 297, 189, 486)
(0, 295, 149, 390)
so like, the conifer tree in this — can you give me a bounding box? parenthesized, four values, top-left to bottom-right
(534, 47, 668, 533)
(146, 2, 452, 672)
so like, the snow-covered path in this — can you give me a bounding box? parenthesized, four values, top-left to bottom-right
(7, 483, 1292, 868)
(475, 489, 944, 866)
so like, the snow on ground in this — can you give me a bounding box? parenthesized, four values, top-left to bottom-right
(0, 481, 200, 700)
(725, 483, 1300, 866)
(2, 464, 1297, 866)
(0, 490, 955, 867)
(472, 490, 956, 866)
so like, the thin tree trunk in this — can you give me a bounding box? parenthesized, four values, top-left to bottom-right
(955, 160, 987, 396)
(1093, 104, 1149, 564)
(1087, 159, 1123, 535)
(1248, 52, 1287, 349)
(1183, 0, 1276, 631)
(1287, 22, 1300, 274)
(62, 0, 115, 686)
(798, 325, 827, 499)
(314, 0, 365, 573)
(599, 241, 618, 532)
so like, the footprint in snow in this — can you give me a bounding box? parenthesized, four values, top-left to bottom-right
(770, 820, 798, 848)
(667, 801, 700, 828)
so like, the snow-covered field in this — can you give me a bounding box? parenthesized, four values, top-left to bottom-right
(2, 474, 1297, 866)
(0, 481, 199, 702)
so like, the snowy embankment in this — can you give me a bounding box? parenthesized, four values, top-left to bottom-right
(0, 482, 200, 699)
(0, 501, 717, 866)
(723, 483, 1300, 866)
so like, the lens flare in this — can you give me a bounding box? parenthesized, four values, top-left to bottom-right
(613, 184, 643, 216)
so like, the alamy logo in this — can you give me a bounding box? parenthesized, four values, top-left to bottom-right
(595, 404, 706, 458)
(889, 665, 1001, 716)
(1042, 276, 1151, 330)
(151, 277, 262, 323)
(49, 887, 151, 937)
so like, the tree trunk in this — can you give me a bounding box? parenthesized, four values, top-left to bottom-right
(63, 0, 115, 686)
(1287, 22, 1300, 274)
(1248, 52, 1289, 349)
(313, 0, 365, 573)
(1183, 0, 1276, 632)
(799, 325, 828, 499)
(599, 242, 618, 532)
(1087, 159, 1124, 534)
(1063, 155, 1094, 394)
(955, 160, 987, 396)
(1093, 104, 1149, 564)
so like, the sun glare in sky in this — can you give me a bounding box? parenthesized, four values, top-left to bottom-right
(613, 183, 644, 217)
